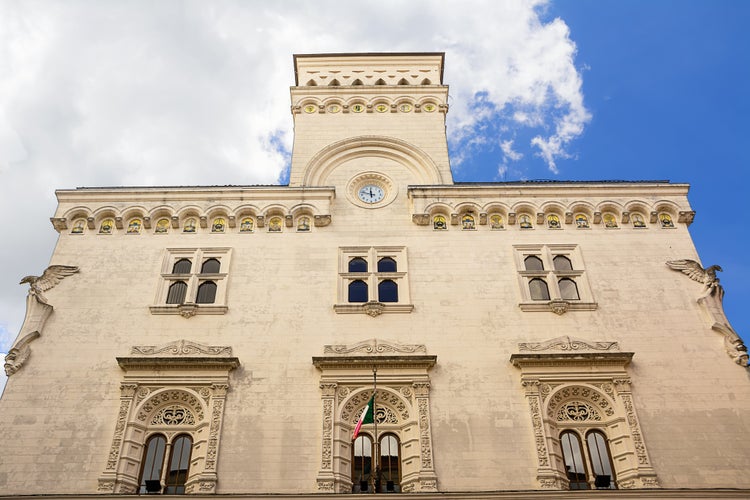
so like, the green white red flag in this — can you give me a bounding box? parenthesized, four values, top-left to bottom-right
(352, 394, 375, 440)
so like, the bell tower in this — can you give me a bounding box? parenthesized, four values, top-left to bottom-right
(288, 53, 453, 187)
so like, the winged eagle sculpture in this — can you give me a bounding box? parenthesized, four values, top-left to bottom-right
(20, 265, 80, 304)
(666, 259, 722, 296)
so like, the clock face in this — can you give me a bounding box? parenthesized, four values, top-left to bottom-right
(358, 185, 385, 204)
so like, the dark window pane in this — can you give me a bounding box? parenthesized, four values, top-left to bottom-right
(377, 257, 397, 273)
(164, 435, 192, 494)
(172, 259, 192, 274)
(553, 255, 573, 271)
(524, 255, 544, 271)
(529, 278, 550, 300)
(561, 431, 590, 490)
(166, 281, 188, 304)
(587, 431, 616, 489)
(201, 258, 220, 274)
(379, 435, 400, 492)
(348, 280, 368, 303)
(378, 280, 398, 303)
(559, 278, 580, 300)
(196, 281, 217, 304)
(139, 435, 166, 494)
(349, 257, 368, 273)
(352, 435, 373, 493)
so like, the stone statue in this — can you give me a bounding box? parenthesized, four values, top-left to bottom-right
(666, 260, 747, 367)
(5, 265, 79, 376)
(666, 259, 722, 297)
(20, 265, 79, 304)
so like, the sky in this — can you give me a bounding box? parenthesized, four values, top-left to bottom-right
(1, 0, 749, 393)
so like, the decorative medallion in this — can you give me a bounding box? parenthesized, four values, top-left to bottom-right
(351, 103, 365, 113)
(375, 103, 388, 113)
(327, 104, 341, 113)
(304, 104, 317, 114)
(423, 103, 436, 112)
(399, 103, 412, 113)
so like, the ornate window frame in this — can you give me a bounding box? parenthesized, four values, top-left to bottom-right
(514, 244, 597, 314)
(312, 339, 437, 493)
(510, 336, 658, 490)
(98, 340, 239, 494)
(334, 247, 413, 316)
(150, 248, 231, 317)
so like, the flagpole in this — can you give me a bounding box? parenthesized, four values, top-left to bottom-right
(372, 365, 379, 494)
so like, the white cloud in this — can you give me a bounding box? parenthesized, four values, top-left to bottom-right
(0, 0, 589, 351)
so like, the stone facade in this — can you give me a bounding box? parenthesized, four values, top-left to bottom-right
(0, 53, 748, 498)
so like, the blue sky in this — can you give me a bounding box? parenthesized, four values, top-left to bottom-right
(1, 1, 749, 393)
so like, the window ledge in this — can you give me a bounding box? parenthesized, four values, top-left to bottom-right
(149, 303, 228, 318)
(519, 300, 597, 315)
(334, 301, 414, 317)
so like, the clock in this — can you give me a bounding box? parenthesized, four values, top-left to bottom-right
(347, 173, 396, 209)
(358, 185, 385, 204)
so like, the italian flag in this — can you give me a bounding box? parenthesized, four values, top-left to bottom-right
(352, 394, 375, 440)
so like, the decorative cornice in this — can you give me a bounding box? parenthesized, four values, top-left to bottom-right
(130, 339, 233, 357)
(510, 352, 634, 369)
(118, 340, 239, 371)
(314, 339, 434, 370)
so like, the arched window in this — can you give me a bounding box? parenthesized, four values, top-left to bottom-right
(378, 280, 398, 303)
(560, 431, 589, 489)
(379, 434, 401, 492)
(166, 281, 188, 304)
(559, 278, 580, 300)
(553, 255, 573, 271)
(352, 435, 373, 492)
(377, 257, 397, 273)
(196, 281, 217, 304)
(587, 431, 617, 489)
(201, 258, 221, 274)
(349, 258, 368, 273)
(524, 255, 544, 271)
(172, 259, 192, 274)
(138, 434, 167, 494)
(529, 278, 550, 300)
(164, 434, 192, 494)
(348, 280, 368, 303)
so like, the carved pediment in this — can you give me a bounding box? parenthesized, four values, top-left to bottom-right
(130, 339, 233, 357)
(323, 338, 427, 356)
(118, 339, 239, 371)
(518, 336, 619, 353)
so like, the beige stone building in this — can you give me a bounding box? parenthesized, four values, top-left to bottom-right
(1, 53, 749, 499)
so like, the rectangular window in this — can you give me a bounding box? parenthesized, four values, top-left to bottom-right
(150, 248, 231, 316)
(513, 244, 596, 313)
(334, 246, 413, 315)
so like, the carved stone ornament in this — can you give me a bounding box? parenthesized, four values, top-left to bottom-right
(363, 301, 384, 316)
(323, 338, 427, 356)
(131, 339, 233, 357)
(518, 335, 620, 353)
(6, 265, 79, 376)
(412, 213, 430, 225)
(314, 214, 332, 227)
(549, 299, 569, 315)
(666, 260, 748, 366)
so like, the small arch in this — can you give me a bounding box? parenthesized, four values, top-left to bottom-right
(553, 255, 573, 271)
(377, 257, 397, 273)
(328, 78, 340, 87)
(397, 78, 409, 85)
(659, 213, 674, 228)
(201, 258, 220, 274)
(154, 218, 170, 234)
(99, 218, 115, 234)
(183, 218, 197, 233)
(375, 78, 386, 86)
(433, 214, 447, 230)
(489, 214, 505, 230)
(603, 213, 618, 229)
(167, 281, 188, 304)
(559, 278, 580, 300)
(196, 281, 217, 304)
(239, 217, 254, 233)
(529, 278, 550, 300)
(349, 257, 368, 273)
(524, 256, 544, 271)
(268, 216, 283, 232)
(297, 216, 311, 232)
(127, 218, 142, 234)
(305, 79, 317, 86)
(378, 280, 398, 303)
(547, 214, 562, 229)
(351, 79, 363, 86)
(461, 214, 476, 230)
(348, 280, 368, 303)
(172, 259, 192, 274)
(575, 214, 590, 229)
(518, 214, 533, 229)
(421, 78, 432, 85)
